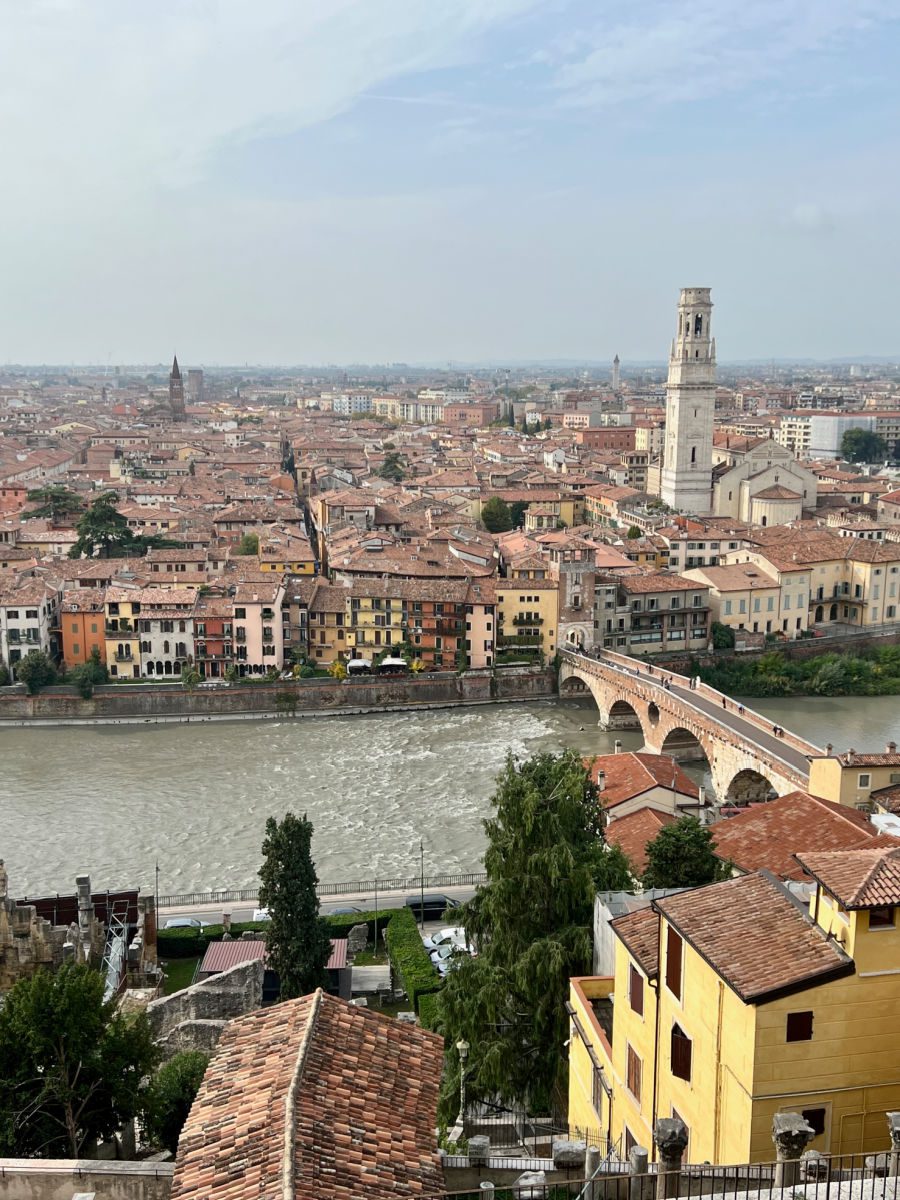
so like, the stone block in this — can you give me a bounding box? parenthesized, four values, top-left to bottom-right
(513, 1170, 547, 1199)
(467, 1135, 490, 1164)
(552, 1138, 587, 1168)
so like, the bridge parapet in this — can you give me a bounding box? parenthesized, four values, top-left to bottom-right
(560, 648, 822, 766)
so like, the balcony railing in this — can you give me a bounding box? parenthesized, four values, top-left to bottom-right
(106, 623, 133, 635)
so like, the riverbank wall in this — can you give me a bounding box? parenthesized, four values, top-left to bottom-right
(0, 666, 557, 725)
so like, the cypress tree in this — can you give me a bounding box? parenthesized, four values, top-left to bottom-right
(258, 812, 332, 999)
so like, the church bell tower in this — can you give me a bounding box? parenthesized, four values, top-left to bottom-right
(659, 287, 715, 515)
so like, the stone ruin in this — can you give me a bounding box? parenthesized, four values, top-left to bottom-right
(0, 860, 159, 997)
(146, 958, 265, 1058)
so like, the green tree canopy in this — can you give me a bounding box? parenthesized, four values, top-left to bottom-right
(14, 650, 57, 694)
(627, 525, 642, 539)
(68, 647, 109, 699)
(69, 493, 181, 559)
(0, 964, 158, 1157)
(509, 500, 529, 528)
(642, 815, 728, 889)
(435, 750, 631, 1119)
(841, 428, 888, 463)
(235, 532, 259, 556)
(258, 812, 333, 1000)
(711, 621, 736, 650)
(139, 1051, 208, 1153)
(481, 496, 513, 533)
(0, 659, 9, 687)
(25, 485, 85, 525)
(376, 451, 406, 482)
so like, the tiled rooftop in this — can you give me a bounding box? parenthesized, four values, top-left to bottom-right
(653, 871, 852, 1002)
(796, 847, 900, 909)
(171, 989, 444, 1200)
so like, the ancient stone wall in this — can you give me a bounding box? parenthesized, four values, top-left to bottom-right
(146, 958, 264, 1058)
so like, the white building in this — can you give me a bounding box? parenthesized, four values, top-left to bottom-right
(136, 588, 197, 678)
(659, 287, 716, 515)
(0, 582, 61, 675)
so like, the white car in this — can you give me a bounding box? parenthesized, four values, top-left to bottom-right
(423, 926, 467, 952)
(163, 917, 209, 930)
(252, 908, 271, 922)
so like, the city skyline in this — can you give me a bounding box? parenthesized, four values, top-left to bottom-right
(1, 2, 899, 364)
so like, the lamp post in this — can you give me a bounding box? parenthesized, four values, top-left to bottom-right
(419, 839, 425, 929)
(456, 1038, 470, 1134)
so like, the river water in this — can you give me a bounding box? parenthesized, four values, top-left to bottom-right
(1, 695, 897, 898)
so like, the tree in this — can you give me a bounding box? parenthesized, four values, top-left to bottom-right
(0, 659, 9, 687)
(224, 665, 239, 683)
(841, 428, 887, 463)
(257, 813, 333, 1000)
(15, 650, 57, 694)
(711, 621, 735, 650)
(627, 525, 642, 539)
(69, 646, 108, 698)
(69, 493, 134, 559)
(25, 485, 85, 525)
(0, 964, 158, 1157)
(235, 532, 259, 556)
(642, 816, 728, 889)
(436, 751, 628, 1119)
(510, 500, 528, 528)
(377, 451, 406, 482)
(139, 1051, 208, 1154)
(481, 496, 513, 533)
(180, 665, 201, 691)
(328, 659, 347, 681)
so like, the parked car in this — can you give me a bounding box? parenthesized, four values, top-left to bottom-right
(163, 917, 208, 930)
(405, 894, 460, 922)
(252, 908, 271, 921)
(423, 926, 467, 952)
(328, 905, 363, 915)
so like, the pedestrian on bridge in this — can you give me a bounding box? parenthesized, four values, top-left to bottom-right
(722, 696, 727, 709)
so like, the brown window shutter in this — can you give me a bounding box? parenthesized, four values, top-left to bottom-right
(666, 927, 683, 999)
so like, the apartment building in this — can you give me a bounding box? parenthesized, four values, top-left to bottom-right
(60, 588, 106, 666)
(682, 564, 799, 639)
(232, 581, 286, 676)
(103, 587, 142, 679)
(569, 848, 900, 1162)
(136, 589, 196, 678)
(0, 582, 61, 673)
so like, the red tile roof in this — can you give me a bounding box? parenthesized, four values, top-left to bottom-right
(199, 939, 267, 975)
(589, 753, 699, 810)
(796, 847, 900, 909)
(605, 808, 676, 874)
(610, 907, 660, 979)
(171, 989, 444, 1200)
(653, 872, 853, 1003)
(709, 791, 878, 881)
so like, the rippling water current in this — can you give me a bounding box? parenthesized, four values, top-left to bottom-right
(1, 694, 897, 897)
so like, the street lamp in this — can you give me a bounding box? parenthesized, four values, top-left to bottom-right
(456, 1038, 470, 1133)
(419, 839, 425, 929)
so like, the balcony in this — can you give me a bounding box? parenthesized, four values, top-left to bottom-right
(115, 651, 134, 662)
(512, 615, 544, 626)
(106, 623, 133, 636)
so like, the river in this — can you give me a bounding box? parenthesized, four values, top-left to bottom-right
(1, 695, 897, 898)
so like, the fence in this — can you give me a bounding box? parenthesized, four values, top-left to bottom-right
(158, 871, 487, 909)
(428, 1148, 900, 1200)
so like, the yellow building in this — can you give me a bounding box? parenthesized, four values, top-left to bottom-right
(259, 529, 317, 575)
(683, 563, 801, 638)
(808, 744, 900, 810)
(103, 586, 142, 678)
(494, 578, 558, 659)
(569, 854, 900, 1163)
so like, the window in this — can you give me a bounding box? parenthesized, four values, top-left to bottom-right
(666, 927, 683, 999)
(801, 1108, 827, 1138)
(626, 1045, 642, 1102)
(624, 1127, 637, 1157)
(591, 1066, 605, 1116)
(858, 773, 871, 788)
(234, 607, 246, 619)
(692, 595, 702, 607)
(724, 600, 732, 616)
(72, 643, 80, 656)
(869, 906, 895, 929)
(629, 965, 644, 1016)
(786, 1011, 814, 1042)
(671, 1024, 692, 1081)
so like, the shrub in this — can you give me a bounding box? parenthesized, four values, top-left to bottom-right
(383, 905, 442, 1012)
(139, 1051, 209, 1153)
(417, 991, 443, 1033)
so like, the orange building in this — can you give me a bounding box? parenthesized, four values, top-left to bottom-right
(60, 588, 106, 666)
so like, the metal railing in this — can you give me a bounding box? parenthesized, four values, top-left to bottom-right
(158, 870, 487, 909)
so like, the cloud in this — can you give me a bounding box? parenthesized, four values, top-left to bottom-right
(0, 0, 538, 216)
(543, 0, 900, 109)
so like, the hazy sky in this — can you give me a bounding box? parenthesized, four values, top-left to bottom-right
(2, 1, 899, 366)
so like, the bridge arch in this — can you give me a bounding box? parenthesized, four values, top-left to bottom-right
(723, 768, 777, 807)
(559, 675, 589, 696)
(607, 699, 643, 731)
(660, 726, 709, 764)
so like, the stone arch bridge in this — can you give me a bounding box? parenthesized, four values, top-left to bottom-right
(559, 648, 822, 805)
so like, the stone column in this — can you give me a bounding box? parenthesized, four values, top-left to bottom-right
(887, 1113, 900, 1178)
(772, 1113, 814, 1189)
(654, 1118, 688, 1200)
(629, 1144, 650, 1200)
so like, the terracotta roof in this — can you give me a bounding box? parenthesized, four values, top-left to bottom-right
(610, 907, 660, 978)
(710, 791, 878, 880)
(199, 939, 267, 974)
(653, 872, 853, 1003)
(589, 753, 700, 809)
(605, 808, 676, 874)
(171, 989, 444, 1200)
(795, 847, 900, 909)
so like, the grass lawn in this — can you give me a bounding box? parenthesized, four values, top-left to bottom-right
(351, 943, 389, 966)
(161, 957, 199, 994)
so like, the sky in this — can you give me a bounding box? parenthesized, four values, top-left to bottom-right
(1, 0, 899, 366)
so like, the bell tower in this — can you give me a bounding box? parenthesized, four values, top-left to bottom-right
(659, 287, 715, 514)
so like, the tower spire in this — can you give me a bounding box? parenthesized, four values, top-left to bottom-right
(658, 287, 715, 516)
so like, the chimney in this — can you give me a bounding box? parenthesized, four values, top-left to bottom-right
(826, 743, 833, 755)
(596, 770, 605, 793)
(889, 742, 897, 754)
(614, 739, 622, 754)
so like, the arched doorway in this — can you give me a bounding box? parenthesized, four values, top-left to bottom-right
(830, 603, 838, 621)
(815, 605, 824, 623)
(724, 768, 776, 807)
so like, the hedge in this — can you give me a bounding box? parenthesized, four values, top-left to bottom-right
(416, 990, 443, 1033)
(157, 920, 270, 959)
(324, 909, 398, 943)
(383, 906, 442, 1013)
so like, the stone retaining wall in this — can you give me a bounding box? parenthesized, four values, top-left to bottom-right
(0, 667, 557, 724)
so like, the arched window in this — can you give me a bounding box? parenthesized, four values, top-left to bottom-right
(146, 661, 154, 674)
(163, 640, 170, 654)
(694, 313, 703, 336)
(691, 447, 697, 464)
